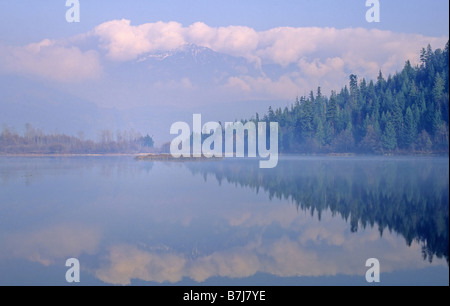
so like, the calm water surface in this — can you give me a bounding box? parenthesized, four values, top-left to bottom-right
(0, 156, 448, 285)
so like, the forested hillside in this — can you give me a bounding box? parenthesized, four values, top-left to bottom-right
(253, 42, 449, 154)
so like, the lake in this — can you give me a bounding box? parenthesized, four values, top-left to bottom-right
(0, 156, 448, 286)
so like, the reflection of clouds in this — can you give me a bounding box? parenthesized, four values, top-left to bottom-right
(2, 158, 446, 285)
(261, 237, 323, 277)
(96, 245, 260, 285)
(95, 210, 447, 285)
(1, 224, 100, 266)
(95, 245, 186, 285)
(189, 248, 260, 282)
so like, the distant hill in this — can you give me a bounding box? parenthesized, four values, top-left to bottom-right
(0, 44, 277, 144)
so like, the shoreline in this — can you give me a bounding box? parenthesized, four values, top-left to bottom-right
(0, 153, 147, 157)
(0, 152, 448, 158)
(135, 154, 224, 162)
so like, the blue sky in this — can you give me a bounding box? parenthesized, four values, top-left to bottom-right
(0, 0, 448, 45)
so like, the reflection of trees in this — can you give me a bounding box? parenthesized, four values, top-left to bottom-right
(187, 158, 449, 264)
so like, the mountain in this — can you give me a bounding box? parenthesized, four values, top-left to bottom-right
(0, 44, 276, 143)
(107, 43, 263, 86)
(3, 42, 448, 152)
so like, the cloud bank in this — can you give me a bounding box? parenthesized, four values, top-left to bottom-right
(88, 20, 447, 102)
(0, 39, 101, 82)
(1, 19, 447, 102)
(93, 20, 445, 68)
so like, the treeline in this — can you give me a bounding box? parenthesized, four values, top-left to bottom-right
(0, 124, 155, 154)
(251, 42, 449, 154)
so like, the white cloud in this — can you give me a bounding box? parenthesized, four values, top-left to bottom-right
(94, 19, 186, 61)
(91, 20, 447, 72)
(0, 39, 101, 82)
(1, 19, 447, 102)
(298, 57, 345, 79)
(197, 24, 259, 63)
(257, 27, 326, 67)
(88, 20, 447, 98)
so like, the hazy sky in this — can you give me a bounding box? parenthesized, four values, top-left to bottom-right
(0, 1, 448, 141)
(0, 0, 448, 45)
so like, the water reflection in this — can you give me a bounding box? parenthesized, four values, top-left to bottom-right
(0, 156, 448, 285)
(187, 157, 449, 264)
(0, 156, 153, 185)
(2, 224, 100, 266)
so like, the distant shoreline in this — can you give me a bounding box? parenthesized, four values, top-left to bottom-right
(0, 152, 447, 159)
(135, 154, 224, 162)
(0, 153, 146, 157)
